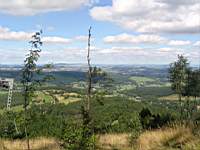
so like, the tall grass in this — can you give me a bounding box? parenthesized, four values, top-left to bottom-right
(96, 133, 133, 150)
(0, 125, 200, 150)
(0, 137, 61, 150)
(136, 125, 200, 150)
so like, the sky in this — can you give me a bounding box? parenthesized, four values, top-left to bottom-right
(0, 0, 200, 65)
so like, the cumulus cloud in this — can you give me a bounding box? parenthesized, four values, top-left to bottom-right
(74, 35, 88, 42)
(0, 26, 32, 41)
(168, 40, 191, 46)
(42, 36, 72, 44)
(103, 33, 193, 46)
(103, 33, 167, 44)
(0, 26, 87, 44)
(90, 0, 200, 34)
(97, 46, 144, 54)
(92, 46, 199, 64)
(0, 0, 95, 16)
(194, 41, 200, 46)
(1, 45, 199, 64)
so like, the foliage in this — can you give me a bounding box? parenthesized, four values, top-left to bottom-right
(169, 55, 190, 94)
(183, 69, 200, 98)
(139, 107, 175, 129)
(169, 55, 190, 119)
(21, 30, 43, 150)
(61, 121, 82, 150)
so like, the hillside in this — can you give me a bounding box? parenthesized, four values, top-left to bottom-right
(0, 64, 200, 150)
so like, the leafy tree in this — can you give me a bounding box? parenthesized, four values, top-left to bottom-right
(139, 107, 153, 129)
(186, 70, 200, 99)
(183, 69, 200, 120)
(139, 108, 175, 129)
(21, 30, 42, 150)
(169, 55, 190, 119)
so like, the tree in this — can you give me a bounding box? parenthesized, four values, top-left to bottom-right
(169, 55, 190, 119)
(79, 26, 94, 149)
(186, 70, 200, 99)
(80, 27, 109, 149)
(86, 26, 92, 113)
(21, 31, 42, 150)
(184, 69, 200, 119)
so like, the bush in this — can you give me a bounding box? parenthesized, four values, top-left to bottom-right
(0, 111, 25, 139)
(139, 107, 175, 129)
(61, 122, 82, 150)
(61, 121, 95, 150)
(110, 112, 142, 133)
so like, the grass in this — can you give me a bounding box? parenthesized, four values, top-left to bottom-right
(96, 125, 200, 150)
(96, 133, 133, 150)
(136, 125, 200, 150)
(1, 125, 200, 150)
(34, 91, 54, 103)
(0, 137, 61, 150)
(129, 76, 156, 84)
(159, 94, 200, 101)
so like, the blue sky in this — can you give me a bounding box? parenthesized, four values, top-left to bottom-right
(0, 0, 199, 65)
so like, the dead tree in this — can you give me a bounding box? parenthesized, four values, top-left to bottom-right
(86, 26, 92, 112)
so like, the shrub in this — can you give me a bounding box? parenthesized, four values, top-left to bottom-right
(61, 122, 82, 150)
(139, 107, 175, 129)
(61, 121, 95, 150)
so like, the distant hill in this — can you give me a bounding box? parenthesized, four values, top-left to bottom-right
(0, 64, 171, 84)
(0, 70, 86, 84)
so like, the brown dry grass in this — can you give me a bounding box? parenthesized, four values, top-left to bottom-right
(0, 137, 61, 150)
(159, 94, 200, 101)
(1, 126, 200, 150)
(136, 125, 200, 150)
(96, 133, 134, 150)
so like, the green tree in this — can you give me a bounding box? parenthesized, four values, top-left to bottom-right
(21, 31, 42, 150)
(187, 70, 200, 99)
(184, 69, 200, 119)
(169, 55, 190, 120)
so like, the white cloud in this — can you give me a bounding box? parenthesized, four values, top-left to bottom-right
(90, 0, 200, 34)
(158, 47, 175, 52)
(42, 36, 72, 44)
(98, 46, 144, 54)
(194, 41, 200, 46)
(156, 48, 185, 58)
(1, 45, 199, 64)
(74, 35, 88, 42)
(0, 26, 32, 41)
(103, 33, 193, 46)
(168, 40, 191, 46)
(103, 33, 167, 44)
(0, 26, 87, 44)
(0, 0, 95, 16)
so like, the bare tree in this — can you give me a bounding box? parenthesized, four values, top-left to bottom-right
(86, 26, 92, 112)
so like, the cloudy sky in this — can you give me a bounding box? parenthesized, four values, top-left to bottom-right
(0, 0, 200, 65)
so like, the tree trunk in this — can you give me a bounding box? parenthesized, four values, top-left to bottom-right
(178, 85, 183, 120)
(24, 87, 30, 150)
(86, 26, 92, 112)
